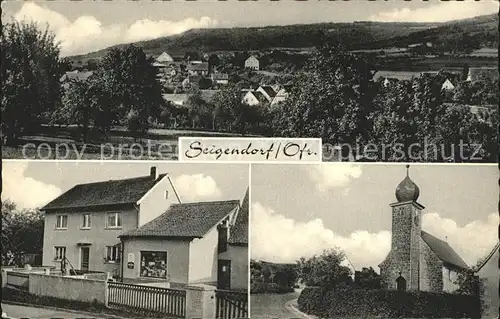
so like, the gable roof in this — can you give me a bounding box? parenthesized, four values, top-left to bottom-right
(42, 174, 167, 211)
(156, 52, 174, 63)
(421, 231, 469, 270)
(475, 241, 500, 273)
(259, 85, 277, 99)
(228, 189, 249, 245)
(120, 200, 240, 239)
(246, 56, 258, 62)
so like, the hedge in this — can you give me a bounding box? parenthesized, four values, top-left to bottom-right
(251, 282, 295, 294)
(298, 286, 480, 318)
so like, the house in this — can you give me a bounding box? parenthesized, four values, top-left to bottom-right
(60, 70, 94, 89)
(211, 73, 229, 85)
(119, 195, 246, 288)
(218, 189, 249, 291)
(162, 94, 189, 107)
(270, 85, 291, 107)
(156, 52, 174, 64)
(465, 67, 499, 83)
(187, 62, 209, 76)
(40, 167, 181, 277)
(475, 241, 499, 319)
(242, 91, 268, 106)
(441, 78, 456, 91)
(379, 166, 470, 292)
(245, 56, 260, 70)
(256, 85, 277, 103)
(373, 71, 422, 84)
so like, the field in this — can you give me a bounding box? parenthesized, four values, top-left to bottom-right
(2, 125, 253, 160)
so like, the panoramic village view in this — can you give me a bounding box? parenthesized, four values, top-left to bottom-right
(250, 164, 499, 319)
(1, 162, 249, 318)
(1, 1, 499, 161)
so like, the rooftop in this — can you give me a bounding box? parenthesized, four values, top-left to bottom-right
(120, 200, 240, 239)
(42, 171, 167, 211)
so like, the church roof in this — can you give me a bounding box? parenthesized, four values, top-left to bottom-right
(395, 165, 420, 202)
(475, 241, 500, 273)
(421, 231, 469, 270)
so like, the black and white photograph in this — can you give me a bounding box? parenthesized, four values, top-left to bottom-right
(250, 164, 498, 319)
(1, 0, 498, 161)
(1, 161, 249, 319)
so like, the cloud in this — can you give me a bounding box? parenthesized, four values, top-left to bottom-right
(251, 203, 498, 271)
(308, 164, 362, 192)
(250, 202, 390, 269)
(422, 212, 499, 266)
(1, 162, 62, 210)
(370, 1, 499, 23)
(12, 2, 218, 56)
(173, 174, 222, 202)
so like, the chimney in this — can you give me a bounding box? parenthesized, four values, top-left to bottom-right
(150, 166, 158, 180)
(217, 220, 229, 254)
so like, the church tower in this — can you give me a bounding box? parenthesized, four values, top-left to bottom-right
(382, 165, 424, 290)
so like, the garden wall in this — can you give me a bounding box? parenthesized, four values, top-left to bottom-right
(29, 273, 106, 304)
(298, 287, 480, 318)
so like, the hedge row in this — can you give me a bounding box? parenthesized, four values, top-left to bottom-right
(298, 286, 480, 318)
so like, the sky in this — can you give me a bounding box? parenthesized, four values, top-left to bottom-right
(1, 161, 249, 209)
(2, 0, 498, 56)
(250, 164, 498, 272)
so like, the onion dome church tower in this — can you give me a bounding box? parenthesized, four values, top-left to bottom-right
(379, 165, 424, 291)
(379, 165, 469, 292)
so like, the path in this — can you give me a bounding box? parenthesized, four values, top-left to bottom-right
(251, 290, 311, 319)
(1, 303, 106, 319)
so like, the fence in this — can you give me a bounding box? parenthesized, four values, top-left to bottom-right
(6, 272, 29, 290)
(215, 290, 248, 319)
(108, 281, 186, 318)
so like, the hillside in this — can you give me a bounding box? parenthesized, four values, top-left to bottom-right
(68, 13, 498, 65)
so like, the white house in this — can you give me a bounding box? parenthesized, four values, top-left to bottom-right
(244, 56, 259, 70)
(441, 79, 456, 91)
(40, 167, 181, 276)
(270, 86, 291, 107)
(156, 52, 174, 63)
(242, 91, 267, 106)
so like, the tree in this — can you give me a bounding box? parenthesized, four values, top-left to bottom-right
(1, 200, 44, 266)
(212, 84, 243, 131)
(274, 265, 299, 289)
(99, 44, 164, 137)
(276, 44, 376, 147)
(297, 249, 353, 290)
(1, 21, 64, 144)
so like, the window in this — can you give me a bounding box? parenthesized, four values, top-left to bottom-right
(54, 246, 66, 261)
(106, 212, 122, 228)
(140, 251, 167, 279)
(56, 215, 68, 229)
(105, 245, 121, 263)
(81, 214, 91, 229)
(165, 190, 169, 199)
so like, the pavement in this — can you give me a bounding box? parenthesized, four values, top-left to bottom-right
(1, 303, 108, 319)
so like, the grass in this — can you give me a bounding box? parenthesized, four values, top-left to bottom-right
(2, 125, 259, 160)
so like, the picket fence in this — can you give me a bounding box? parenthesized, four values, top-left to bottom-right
(108, 281, 186, 318)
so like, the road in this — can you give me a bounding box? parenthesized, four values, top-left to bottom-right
(250, 290, 307, 319)
(1, 303, 106, 319)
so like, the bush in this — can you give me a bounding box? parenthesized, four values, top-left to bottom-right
(298, 286, 480, 318)
(250, 282, 295, 294)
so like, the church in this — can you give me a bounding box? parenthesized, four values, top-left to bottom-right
(379, 166, 470, 292)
